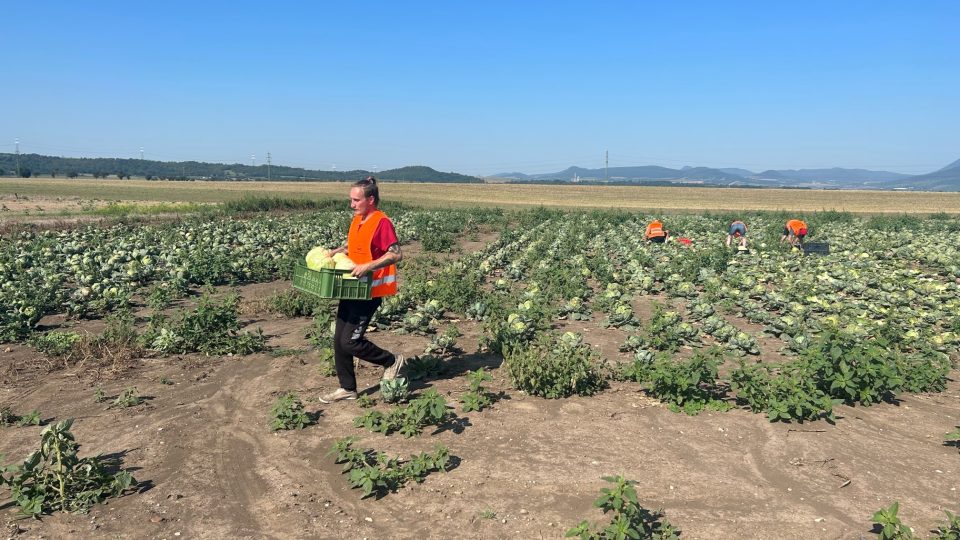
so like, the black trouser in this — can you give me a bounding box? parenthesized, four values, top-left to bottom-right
(333, 298, 395, 391)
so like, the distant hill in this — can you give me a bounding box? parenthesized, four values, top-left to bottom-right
(495, 171, 532, 180)
(5, 152, 959, 190)
(685, 165, 757, 177)
(717, 167, 756, 177)
(493, 161, 960, 190)
(936, 158, 960, 173)
(477, 157, 960, 190)
(495, 165, 745, 182)
(753, 170, 793, 181)
(753, 167, 912, 184)
(883, 162, 960, 191)
(754, 161, 960, 191)
(375, 165, 480, 183)
(0, 153, 482, 183)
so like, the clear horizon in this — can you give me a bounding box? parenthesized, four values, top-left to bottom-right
(2, 1, 957, 176)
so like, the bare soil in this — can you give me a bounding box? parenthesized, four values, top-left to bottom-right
(1, 245, 959, 539)
(0, 194, 96, 214)
(0, 195, 203, 232)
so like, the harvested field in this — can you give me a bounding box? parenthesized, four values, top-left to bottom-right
(3, 177, 960, 214)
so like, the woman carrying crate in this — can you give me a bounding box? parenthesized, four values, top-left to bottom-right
(320, 176, 406, 403)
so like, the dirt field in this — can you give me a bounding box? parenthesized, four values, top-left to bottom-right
(1, 237, 958, 540)
(0, 195, 211, 231)
(0, 194, 95, 215)
(3, 177, 960, 214)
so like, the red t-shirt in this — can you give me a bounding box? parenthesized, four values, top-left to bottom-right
(370, 217, 399, 260)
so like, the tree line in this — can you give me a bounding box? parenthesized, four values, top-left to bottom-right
(0, 154, 482, 183)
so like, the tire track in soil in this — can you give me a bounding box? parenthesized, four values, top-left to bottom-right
(743, 425, 861, 531)
(206, 358, 287, 539)
(127, 356, 290, 539)
(199, 355, 365, 539)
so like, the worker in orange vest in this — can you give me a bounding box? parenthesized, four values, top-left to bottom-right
(780, 219, 808, 247)
(320, 176, 405, 403)
(645, 219, 669, 244)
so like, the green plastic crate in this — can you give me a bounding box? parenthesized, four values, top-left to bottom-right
(292, 264, 372, 300)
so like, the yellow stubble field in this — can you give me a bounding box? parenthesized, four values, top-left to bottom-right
(1, 177, 958, 214)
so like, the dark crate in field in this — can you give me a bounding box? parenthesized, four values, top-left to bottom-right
(293, 264, 372, 300)
(803, 242, 830, 255)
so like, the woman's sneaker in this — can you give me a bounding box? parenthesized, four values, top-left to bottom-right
(319, 388, 358, 403)
(381, 355, 406, 381)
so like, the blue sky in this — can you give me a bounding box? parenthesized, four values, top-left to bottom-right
(1, 1, 957, 175)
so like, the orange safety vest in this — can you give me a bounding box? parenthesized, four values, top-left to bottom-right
(646, 220, 665, 238)
(347, 210, 398, 298)
(786, 219, 807, 235)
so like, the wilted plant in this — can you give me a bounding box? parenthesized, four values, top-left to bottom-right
(946, 426, 960, 451)
(16, 410, 41, 427)
(0, 407, 15, 426)
(1, 408, 41, 427)
(110, 387, 141, 409)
